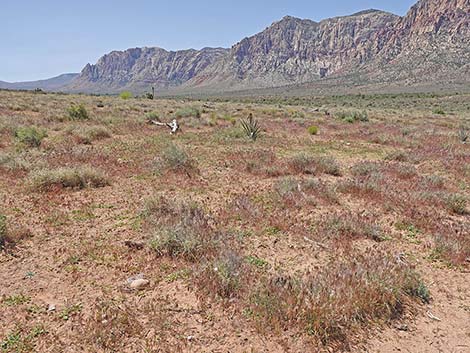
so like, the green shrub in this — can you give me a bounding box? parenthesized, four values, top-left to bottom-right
(307, 125, 319, 135)
(67, 104, 89, 120)
(175, 107, 200, 119)
(14, 126, 47, 148)
(433, 108, 445, 115)
(337, 111, 368, 123)
(119, 91, 132, 100)
(154, 144, 197, 176)
(29, 167, 110, 191)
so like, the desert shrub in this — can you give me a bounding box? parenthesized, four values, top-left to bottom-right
(154, 143, 198, 176)
(315, 156, 341, 176)
(69, 126, 111, 144)
(433, 108, 445, 115)
(244, 150, 283, 177)
(144, 112, 159, 123)
(14, 126, 47, 148)
(28, 167, 110, 191)
(288, 153, 316, 174)
(385, 150, 411, 163)
(288, 154, 341, 176)
(67, 104, 89, 120)
(241, 113, 261, 141)
(445, 193, 467, 215)
(249, 250, 427, 347)
(351, 161, 381, 177)
(307, 125, 319, 135)
(196, 251, 247, 300)
(336, 110, 368, 123)
(274, 177, 299, 199)
(119, 91, 132, 100)
(175, 107, 200, 119)
(0, 152, 32, 171)
(147, 199, 217, 261)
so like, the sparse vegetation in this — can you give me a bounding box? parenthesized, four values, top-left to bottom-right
(28, 167, 110, 191)
(0, 90, 469, 352)
(175, 106, 201, 118)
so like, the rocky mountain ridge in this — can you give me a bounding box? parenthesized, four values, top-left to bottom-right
(7, 0, 470, 94)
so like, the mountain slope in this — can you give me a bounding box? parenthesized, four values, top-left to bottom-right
(67, 0, 470, 94)
(0, 73, 79, 91)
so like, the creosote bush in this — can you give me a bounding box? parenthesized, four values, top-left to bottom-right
(14, 126, 47, 148)
(67, 103, 89, 120)
(29, 167, 110, 191)
(154, 143, 198, 176)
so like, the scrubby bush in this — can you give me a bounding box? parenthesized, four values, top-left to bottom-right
(144, 112, 159, 123)
(69, 126, 111, 144)
(154, 144, 198, 176)
(119, 91, 132, 100)
(336, 111, 369, 123)
(433, 108, 445, 115)
(14, 126, 47, 148)
(28, 167, 110, 191)
(307, 125, 319, 135)
(147, 199, 217, 261)
(288, 154, 341, 176)
(67, 104, 89, 120)
(175, 107, 201, 119)
(196, 251, 247, 300)
(445, 193, 467, 215)
(458, 124, 469, 143)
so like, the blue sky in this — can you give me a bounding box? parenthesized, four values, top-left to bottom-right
(1, 0, 416, 82)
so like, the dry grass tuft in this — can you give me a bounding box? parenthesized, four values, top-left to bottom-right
(28, 166, 110, 191)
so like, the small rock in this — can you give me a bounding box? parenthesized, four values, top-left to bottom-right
(396, 324, 408, 331)
(47, 304, 56, 312)
(129, 278, 150, 290)
(187, 335, 194, 342)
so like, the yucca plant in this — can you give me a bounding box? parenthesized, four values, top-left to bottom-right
(241, 113, 261, 141)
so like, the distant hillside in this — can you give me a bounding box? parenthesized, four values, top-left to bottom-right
(64, 0, 469, 95)
(0, 73, 79, 91)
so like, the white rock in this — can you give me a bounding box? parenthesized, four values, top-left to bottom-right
(129, 278, 150, 289)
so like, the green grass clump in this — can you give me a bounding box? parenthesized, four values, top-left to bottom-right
(67, 103, 89, 120)
(307, 125, 319, 135)
(28, 167, 110, 191)
(14, 126, 47, 148)
(119, 91, 133, 100)
(175, 107, 201, 119)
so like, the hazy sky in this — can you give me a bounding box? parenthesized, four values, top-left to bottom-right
(1, 0, 416, 82)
